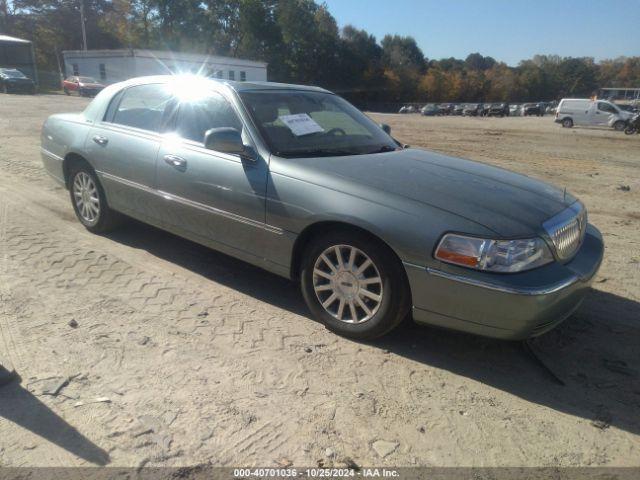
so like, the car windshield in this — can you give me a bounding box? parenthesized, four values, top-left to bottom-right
(79, 77, 98, 83)
(239, 90, 398, 158)
(2, 69, 26, 78)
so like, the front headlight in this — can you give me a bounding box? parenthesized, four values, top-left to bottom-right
(434, 233, 554, 273)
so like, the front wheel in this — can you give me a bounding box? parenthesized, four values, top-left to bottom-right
(300, 230, 410, 340)
(69, 165, 121, 233)
(562, 118, 573, 128)
(613, 121, 626, 132)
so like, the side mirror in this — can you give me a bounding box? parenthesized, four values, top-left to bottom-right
(204, 127, 252, 158)
(380, 123, 391, 135)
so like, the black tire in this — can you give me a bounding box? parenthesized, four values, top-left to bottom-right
(562, 118, 573, 128)
(68, 164, 121, 233)
(613, 121, 626, 132)
(300, 229, 411, 340)
(624, 126, 638, 135)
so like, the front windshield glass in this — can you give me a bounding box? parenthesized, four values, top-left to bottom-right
(79, 77, 98, 83)
(240, 90, 397, 158)
(2, 69, 26, 78)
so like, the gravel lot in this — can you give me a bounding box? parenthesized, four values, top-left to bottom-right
(0, 94, 638, 468)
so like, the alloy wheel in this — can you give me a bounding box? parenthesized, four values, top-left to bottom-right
(312, 244, 383, 324)
(73, 172, 100, 224)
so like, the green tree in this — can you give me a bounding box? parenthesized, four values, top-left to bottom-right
(464, 52, 496, 71)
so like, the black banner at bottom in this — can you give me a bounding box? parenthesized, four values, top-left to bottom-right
(0, 467, 639, 480)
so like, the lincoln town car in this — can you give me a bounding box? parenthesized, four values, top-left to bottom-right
(41, 75, 604, 340)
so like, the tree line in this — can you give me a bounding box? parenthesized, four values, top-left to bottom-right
(2, 0, 639, 107)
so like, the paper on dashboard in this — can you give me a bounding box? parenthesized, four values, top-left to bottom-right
(279, 113, 325, 136)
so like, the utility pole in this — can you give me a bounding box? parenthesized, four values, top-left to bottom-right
(80, 0, 87, 50)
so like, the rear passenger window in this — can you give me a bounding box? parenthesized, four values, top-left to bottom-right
(112, 84, 172, 132)
(175, 92, 242, 144)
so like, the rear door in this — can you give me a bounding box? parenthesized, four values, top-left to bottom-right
(156, 89, 270, 257)
(569, 100, 590, 125)
(85, 83, 173, 221)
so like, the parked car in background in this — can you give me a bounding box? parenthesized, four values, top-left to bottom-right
(0, 68, 36, 94)
(40, 75, 604, 340)
(487, 103, 510, 117)
(438, 103, 455, 115)
(523, 103, 544, 116)
(452, 104, 465, 115)
(62, 76, 105, 97)
(399, 105, 419, 114)
(463, 103, 482, 116)
(624, 112, 639, 135)
(480, 103, 491, 116)
(555, 98, 632, 131)
(421, 103, 440, 116)
(509, 104, 522, 116)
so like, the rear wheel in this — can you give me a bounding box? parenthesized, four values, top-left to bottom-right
(613, 120, 626, 132)
(300, 229, 410, 340)
(69, 165, 121, 233)
(562, 118, 573, 128)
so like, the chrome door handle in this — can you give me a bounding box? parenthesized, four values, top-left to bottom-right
(92, 135, 108, 146)
(164, 154, 187, 169)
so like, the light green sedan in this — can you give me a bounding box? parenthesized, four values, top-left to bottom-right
(41, 75, 604, 340)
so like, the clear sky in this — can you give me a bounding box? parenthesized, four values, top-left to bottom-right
(321, 0, 640, 65)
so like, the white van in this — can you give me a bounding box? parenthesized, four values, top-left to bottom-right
(555, 98, 632, 130)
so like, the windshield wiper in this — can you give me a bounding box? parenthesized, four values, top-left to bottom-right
(276, 148, 357, 158)
(366, 145, 399, 154)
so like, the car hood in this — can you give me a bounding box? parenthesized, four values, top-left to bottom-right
(286, 148, 574, 237)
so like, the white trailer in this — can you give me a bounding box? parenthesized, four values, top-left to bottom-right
(62, 49, 267, 85)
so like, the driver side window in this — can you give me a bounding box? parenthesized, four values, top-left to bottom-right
(175, 92, 243, 144)
(597, 102, 616, 114)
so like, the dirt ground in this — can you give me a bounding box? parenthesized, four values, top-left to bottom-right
(0, 95, 638, 468)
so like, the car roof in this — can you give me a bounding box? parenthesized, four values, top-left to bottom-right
(120, 75, 332, 94)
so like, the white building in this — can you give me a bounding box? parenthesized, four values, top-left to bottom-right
(62, 49, 268, 84)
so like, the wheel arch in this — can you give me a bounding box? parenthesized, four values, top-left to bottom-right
(561, 116, 574, 126)
(62, 152, 95, 189)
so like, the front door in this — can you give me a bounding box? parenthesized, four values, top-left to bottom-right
(156, 90, 270, 259)
(595, 101, 618, 127)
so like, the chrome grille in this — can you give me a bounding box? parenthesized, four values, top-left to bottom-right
(543, 202, 587, 260)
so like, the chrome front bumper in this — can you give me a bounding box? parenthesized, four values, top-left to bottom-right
(405, 224, 604, 340)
